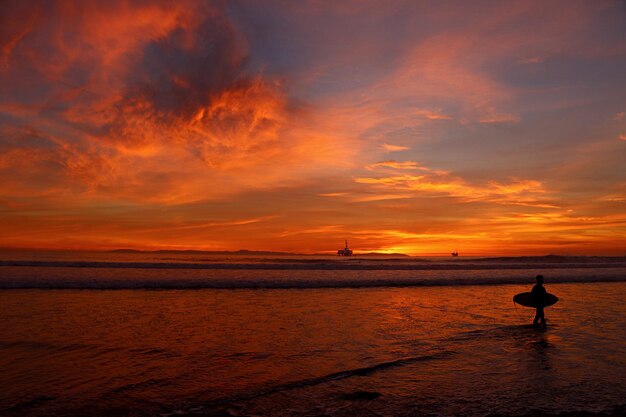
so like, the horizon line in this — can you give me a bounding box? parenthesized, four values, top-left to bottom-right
(1, 246, 625, 258)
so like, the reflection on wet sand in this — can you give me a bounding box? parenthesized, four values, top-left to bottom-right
(1, 283, 625, 417)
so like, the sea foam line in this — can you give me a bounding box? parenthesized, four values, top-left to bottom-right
(2, 260, 626, 270)
(1, 275, 626, 289)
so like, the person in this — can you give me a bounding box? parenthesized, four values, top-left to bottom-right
(531, 274, 547, 327)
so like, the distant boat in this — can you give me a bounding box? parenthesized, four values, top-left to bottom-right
(337, 240, 353, 256)
(451, 250, 459, 257)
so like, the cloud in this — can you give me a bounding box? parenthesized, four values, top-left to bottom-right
(519, 56, 543, 64)
(382, 143, 409, 152)
(366, 161, 429, 171)
(620, 134, 626, 141)
(1, 1, 625, 254)
(357, 160, 554, 207)
(414, 108, 452, 120)
(478, 114, 521, 124)
(350, 193, 412, 203)
(132, 215, 279, 234)
(0, 0, 352, 204)
(278, 224, 343, 238)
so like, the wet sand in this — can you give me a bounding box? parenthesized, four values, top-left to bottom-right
(1, 282, 625, 416)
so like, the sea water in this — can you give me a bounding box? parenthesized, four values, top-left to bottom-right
(1, 251, 625, 416)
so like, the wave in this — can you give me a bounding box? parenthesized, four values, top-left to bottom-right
(3, 256, 626, 289)
(2, 258, 626, 271)
(1, 274, 625, 289)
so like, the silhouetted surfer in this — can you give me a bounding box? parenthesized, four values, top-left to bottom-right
(531, 275, 547, 327)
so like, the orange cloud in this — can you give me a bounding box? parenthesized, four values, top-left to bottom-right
(1, 1, 624, 255)
(366, 161, 429, 171)
(382, 143, 409, 152)
(351, 193, 413, 203)
(0, 0, 355, 206)
(131, 215, 279, 234)
(519, 56, 543, 64)
(357, 161, 552, 207)
(414, 108, 452, 120)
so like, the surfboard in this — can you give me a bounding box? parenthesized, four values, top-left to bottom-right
(513, 292, 558, 308)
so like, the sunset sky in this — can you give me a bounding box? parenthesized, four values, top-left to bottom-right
(1, 0, 625, 255)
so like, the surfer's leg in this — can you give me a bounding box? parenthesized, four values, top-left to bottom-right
(533, 309, 540, 326)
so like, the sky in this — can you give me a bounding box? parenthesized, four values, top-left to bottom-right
(0, 0, 625, 255)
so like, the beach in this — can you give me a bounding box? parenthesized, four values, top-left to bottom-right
(1, 252, 626, 416)
(3, 2, 625, 415)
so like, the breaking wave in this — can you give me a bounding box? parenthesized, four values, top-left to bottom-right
(2, 255, 625, 289)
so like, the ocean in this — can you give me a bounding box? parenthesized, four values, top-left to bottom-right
(1, 250, 625, 416)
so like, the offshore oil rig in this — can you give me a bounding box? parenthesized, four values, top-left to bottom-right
(337, 240, 353, 256)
